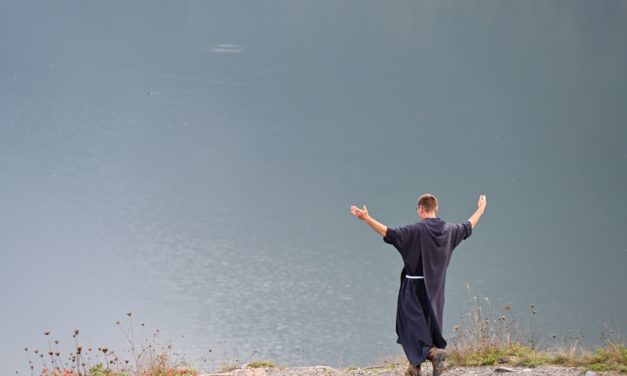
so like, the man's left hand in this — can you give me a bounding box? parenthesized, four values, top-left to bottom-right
(350, 205, 369, 220)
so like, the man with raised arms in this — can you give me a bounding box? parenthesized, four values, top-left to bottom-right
(350, 194, 487, 376)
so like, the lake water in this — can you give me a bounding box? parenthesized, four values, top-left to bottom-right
(1, 1, 626, 375)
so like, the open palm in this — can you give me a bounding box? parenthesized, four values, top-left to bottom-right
(350, 205, 369, 220)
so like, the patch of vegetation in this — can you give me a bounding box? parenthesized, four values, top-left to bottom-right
(448, 285, 626, 373)
(23, 313, 199, 376)
(89, 363, 126, 376)
(584, 342, 627, 373)
(246, 360, 275, 368)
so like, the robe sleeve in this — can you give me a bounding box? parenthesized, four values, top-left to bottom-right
(383, 224, 416, 254)
(450, 221, 473, 250)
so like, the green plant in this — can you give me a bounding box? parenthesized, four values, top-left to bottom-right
(247, 360, 275, 368)
(89, 363, 126, 376)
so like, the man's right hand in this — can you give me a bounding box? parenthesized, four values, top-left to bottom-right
(477, 194, 487, 211)
(469, 194, 487, 228)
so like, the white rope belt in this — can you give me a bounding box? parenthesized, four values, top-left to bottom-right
(405, 275, 424, 279)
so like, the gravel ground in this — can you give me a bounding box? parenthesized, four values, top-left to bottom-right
(200, 365, 614, 376)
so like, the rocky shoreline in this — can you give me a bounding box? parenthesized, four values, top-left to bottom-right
(200, 364, 614, 376)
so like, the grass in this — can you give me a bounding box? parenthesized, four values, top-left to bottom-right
(447, 285, 626, 373)
(22, 313, 276, 376)
(246, 360, 275, 368)
(583, 342, 627, 373)
(23, 313, 198, 376)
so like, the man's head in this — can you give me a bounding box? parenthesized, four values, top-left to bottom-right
(417, 193, 438, 219)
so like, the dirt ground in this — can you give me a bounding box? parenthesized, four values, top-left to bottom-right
(200, 364, 611, 376)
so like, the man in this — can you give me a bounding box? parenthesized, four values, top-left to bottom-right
(350, 194, 487, 376)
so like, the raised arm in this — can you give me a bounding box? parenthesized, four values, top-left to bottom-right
(468, 194, 487, 228)
(350, 205, 388, 236)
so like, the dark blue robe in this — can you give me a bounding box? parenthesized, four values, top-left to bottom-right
(384, 218, 472, 365)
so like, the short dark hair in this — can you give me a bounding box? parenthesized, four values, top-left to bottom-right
(417, 194, 438, 212)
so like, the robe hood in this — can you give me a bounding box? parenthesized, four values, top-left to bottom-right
(421, 218, 447, 247)
(418, 218, 452, 328)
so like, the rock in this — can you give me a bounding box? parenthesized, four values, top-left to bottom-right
(497, 356, 521, 364)
(494, 367, 516, 373)
(584, 372, 596, 376)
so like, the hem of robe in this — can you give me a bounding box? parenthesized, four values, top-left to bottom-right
(396, 277, 447, 366)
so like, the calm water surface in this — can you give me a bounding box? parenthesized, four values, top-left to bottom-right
(1, 1, 626, 375)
